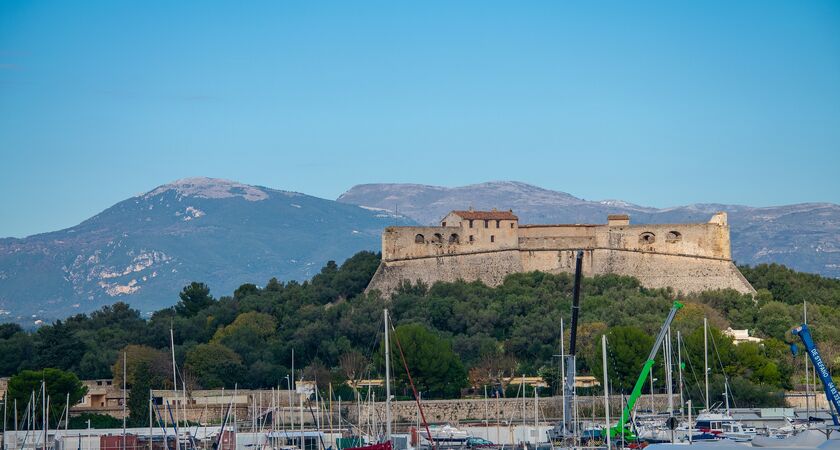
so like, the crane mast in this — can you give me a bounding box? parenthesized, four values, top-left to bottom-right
(612, 301, 683, 439)
(562, 250, 585, 437)
(791, 324, 840, 426)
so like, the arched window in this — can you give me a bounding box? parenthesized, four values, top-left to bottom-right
(414, 234, 425, 244)
(639, 232, 656, 245)
(449, 233, 460, 244)
(666, 231, 682, 242)
(433, 233, 443, 244)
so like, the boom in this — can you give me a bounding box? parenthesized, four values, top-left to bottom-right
(791, 324, 840, 426)
(611, 301, 683, 439)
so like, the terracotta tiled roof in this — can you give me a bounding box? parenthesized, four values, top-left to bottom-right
(451, 210, 518, 221)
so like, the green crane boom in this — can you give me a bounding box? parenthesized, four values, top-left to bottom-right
(611, 301, 683, 440)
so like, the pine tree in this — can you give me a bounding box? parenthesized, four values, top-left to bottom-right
(128, 362, 152, 427)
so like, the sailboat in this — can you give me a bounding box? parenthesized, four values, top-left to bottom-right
(344, 310, 394, 450)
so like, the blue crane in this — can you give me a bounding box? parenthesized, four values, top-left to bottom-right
(790, 324, 840, 426)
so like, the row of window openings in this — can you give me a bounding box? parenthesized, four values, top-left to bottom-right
(442, 220, 514, 229)
(415, 233, 495, 244)
(640, 231, 682, 244)
(415, 230, 681, 245)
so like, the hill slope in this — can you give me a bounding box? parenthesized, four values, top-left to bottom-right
(0, 178, 412, 320)
(337, 181, 840, 277)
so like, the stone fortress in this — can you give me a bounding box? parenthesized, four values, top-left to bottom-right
(366, 209, 756, 295)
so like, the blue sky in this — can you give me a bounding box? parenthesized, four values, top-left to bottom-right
(1, 1, 839, 238)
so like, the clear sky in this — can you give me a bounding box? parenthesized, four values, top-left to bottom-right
(1, 1, 839, 238)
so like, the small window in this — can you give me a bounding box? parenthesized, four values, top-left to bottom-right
(510, 222, 514, 228)
(469, 235, 474, 242)
(484, 220, 489, 228)
(666, 231, 682, 242)
(496, 220, 500, 228)
(414, 234, 424, 244)
(639, 232, 656, 245)
(490, 235, 495, 243)
(433, 233, 443, 244)
(442, 221, 446, 227)
(449, 233, 459, 244)
(469, 220, 474, 228)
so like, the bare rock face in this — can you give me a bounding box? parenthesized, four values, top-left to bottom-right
(338, 181, 840, 278)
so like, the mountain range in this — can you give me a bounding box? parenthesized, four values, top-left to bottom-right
(1, 178, 837, 323)
(0, 178, 411, 322)
(338, 181, 840, 278)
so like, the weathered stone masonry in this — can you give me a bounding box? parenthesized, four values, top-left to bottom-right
(366, 210, 755, 295)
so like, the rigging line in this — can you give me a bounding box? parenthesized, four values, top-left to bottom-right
(708, 327, 738, 409)
(679, 333, 706, 408)
(389, 320, 437, 450)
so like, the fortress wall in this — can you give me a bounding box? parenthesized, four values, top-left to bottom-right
(516, 220, 730, 260)
(518, 225, 596, 251)
(518, 248, 753, 294)
(369, 211, 753, 297)
(383, 226, 465, 260)
(594, 221, 730, 259)
(366, 250, 523, 295)
(383, 222, 519, 261)
(520, 249, 597, 274)
(592, 248, 753, 293)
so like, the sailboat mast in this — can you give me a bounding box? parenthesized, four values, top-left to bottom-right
(384, 309, 392, 444)
(42, 382, 46, 450)
(123, 352, 127, 450)
(804, 301, 811, 417)
(665, 328, 674, 444)
(703, 317, 709, 411)
(601, 335, 610, 449)
(533, 386, 538, 445)
(677, 330, 684, 419)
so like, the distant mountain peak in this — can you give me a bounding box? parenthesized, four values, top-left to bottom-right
(144, 177, 270, 202)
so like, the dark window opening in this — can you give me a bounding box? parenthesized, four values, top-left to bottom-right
(469, 220, 474, 228)
(639, 232, 656, 245)
(433, 233, 443, 244)
(490, 235, 495, 243)
(666, 231, 682, 242)
(449, 233, 460, 244)
(496, 220, 500, 228)
(484, 220, 489, 228)
(442, 221, 446, 227)
(414, 234, 424, 244)
(469, 235, 474, 242)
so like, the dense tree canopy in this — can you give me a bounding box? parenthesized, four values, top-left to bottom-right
(0, 253, 836, 408)
(7, 368, 87, 423)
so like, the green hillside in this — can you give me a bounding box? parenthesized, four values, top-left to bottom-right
(1, 254, 837, 407)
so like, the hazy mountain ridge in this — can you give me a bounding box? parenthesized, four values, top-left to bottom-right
(0, 178, 413, 321)
(337, 181, 840, 277)
(2, 178, 837, 323)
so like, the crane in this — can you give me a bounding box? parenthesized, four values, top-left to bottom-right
(546, 250, 585, 442)
(562, 250, 585, 436)
(791, 324, 840, 426)
(611, 301, 684, 440)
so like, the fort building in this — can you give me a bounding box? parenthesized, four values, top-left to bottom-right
(366, 209, 755, 295)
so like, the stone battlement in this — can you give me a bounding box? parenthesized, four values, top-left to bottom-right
(367, 209, 755, 295)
